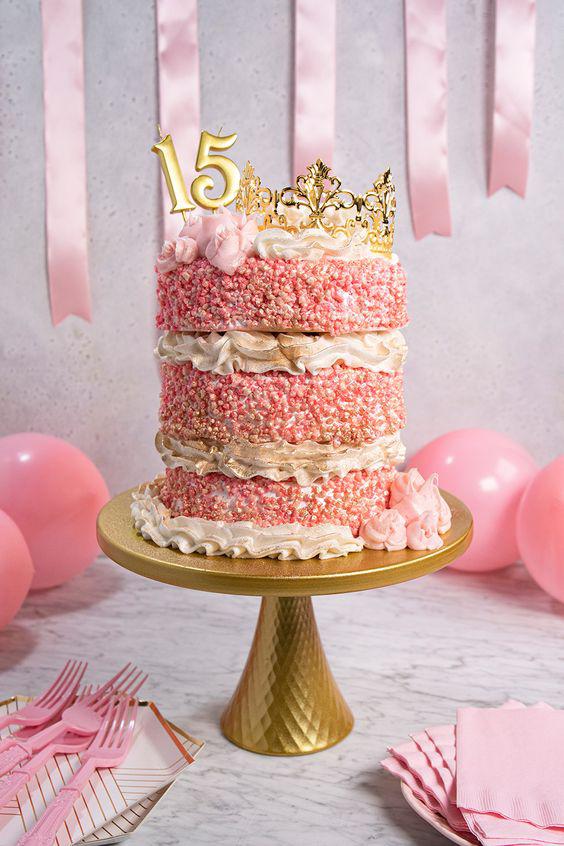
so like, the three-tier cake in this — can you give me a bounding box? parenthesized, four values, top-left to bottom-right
(132, 157, 451, 559)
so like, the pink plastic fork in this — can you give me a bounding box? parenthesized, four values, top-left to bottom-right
(0, 661, 87, 733)
(0, 686, 98, 809)
(0, 665, 146, 777)
(18, 696, 138, 846)
(0, 731, 92, 809)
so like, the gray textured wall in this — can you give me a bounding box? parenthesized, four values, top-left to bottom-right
(1, 0, 563, 493)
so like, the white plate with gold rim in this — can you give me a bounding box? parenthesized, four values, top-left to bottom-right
(401, 783, 478, 845)
(80, 782, 175, 845)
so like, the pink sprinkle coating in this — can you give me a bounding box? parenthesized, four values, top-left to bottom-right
(160, 363, 405, 446)
(158, 466, 395, 534)
(156, 256, 408, 333)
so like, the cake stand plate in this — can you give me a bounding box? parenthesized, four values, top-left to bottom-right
(97, 489, 472, 756)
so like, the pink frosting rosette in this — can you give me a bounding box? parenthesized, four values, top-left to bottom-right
(389, 467, 425, 507)
(156, 236, 199, 274)
(405, 511, 443, 551)
(360, 468, 452, 552)
(392, 471, 452, 533)
(360, 508, 407, 551)
(180, 207, 258, 275)
(436, 489, 452, 534)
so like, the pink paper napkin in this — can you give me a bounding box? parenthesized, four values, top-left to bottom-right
(456, 706, 564, 828)
(467, 811, 564, 846)
(382, 701, 564, 846)
(384, 737, 467, 829)
(381, 754, 444, 814)
(405, 737, 467, 831)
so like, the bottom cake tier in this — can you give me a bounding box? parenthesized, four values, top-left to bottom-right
(131, 466, 395, 560)
(159, 466, 393, 533)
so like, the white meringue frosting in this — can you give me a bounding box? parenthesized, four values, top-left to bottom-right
(156, 329, 407, 376)
(131, 485, 363, 560)
(156, 431, 405, 485)
(254, 226, 398, 263)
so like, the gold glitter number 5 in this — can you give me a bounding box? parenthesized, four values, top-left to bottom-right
(191, 131, 240, 211)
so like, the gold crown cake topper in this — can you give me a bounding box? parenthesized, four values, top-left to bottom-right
(236, 159, 395, 257)
(152, 129, 395, 256)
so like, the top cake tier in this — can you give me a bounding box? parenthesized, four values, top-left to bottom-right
(156, 255, 408, 334)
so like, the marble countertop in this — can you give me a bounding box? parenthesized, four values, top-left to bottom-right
(1, 557, 562, 845)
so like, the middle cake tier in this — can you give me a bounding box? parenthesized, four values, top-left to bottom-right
(160, 363, 406, 447)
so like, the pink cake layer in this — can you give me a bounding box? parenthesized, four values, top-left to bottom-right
(160, 363, 405, 446)
(158, 466, 394, 534)
(156, 256, 408, 333)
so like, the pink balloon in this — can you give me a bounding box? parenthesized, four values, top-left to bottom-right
(0, 509, 34, 628)
(517, 456, 564, 601)
(408, 429, 537, 573)
(0, 434, 109, 590)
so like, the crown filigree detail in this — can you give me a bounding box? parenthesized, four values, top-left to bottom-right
(235, 159, 396, 257)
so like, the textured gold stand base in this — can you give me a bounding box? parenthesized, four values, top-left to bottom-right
(220, 596, 354, 756)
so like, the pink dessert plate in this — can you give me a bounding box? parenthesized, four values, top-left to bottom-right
(401, 783, 477, 845)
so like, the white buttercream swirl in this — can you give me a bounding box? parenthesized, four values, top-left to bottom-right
(156, 330, 407, 375)
(156, 431, 405, 485)
(131, 485, 363, 560)
(254, 226, 398, 263)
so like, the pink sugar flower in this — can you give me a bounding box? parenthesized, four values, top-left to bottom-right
(180, 207, 258, 265)
(237, 213, 259, 251)
(175, 236, 198, 265)
(205, 225, 255, 276)
(179, 210, 212, 254)
(156, 237, 198, 273)
(406, 511, 443, 551)
(156, 240, 178, 274)
(360, 508, 407, 551)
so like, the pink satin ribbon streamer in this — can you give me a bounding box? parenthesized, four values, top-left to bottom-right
(156, 0, 200, 241)
(41, 0, 91, 326)
(293, 0, 336, 179)
(488, 0, 536, 197)
(404, 0, 452, 239)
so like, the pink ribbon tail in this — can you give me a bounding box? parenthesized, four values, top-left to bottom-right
(404, 0, 452, 240)
(293, 0, 336, 178)
(41, 0, 91, 326)
(156, 0, 200, 240)
(488, 0, 536, 197)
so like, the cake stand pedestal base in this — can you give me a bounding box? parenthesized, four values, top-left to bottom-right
(97, 488, 472, 757)
(220, 595, 353, 755)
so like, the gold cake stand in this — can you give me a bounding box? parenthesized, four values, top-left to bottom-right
(97, 489, 472, 757)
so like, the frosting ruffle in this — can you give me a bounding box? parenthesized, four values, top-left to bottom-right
(254, 226, 399, 263)
(155, 330, 407, 376)
(156, 431, 406, 485)
(131, 484, 363, 560)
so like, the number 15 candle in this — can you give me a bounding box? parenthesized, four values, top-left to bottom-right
(152, 128, 241, 218)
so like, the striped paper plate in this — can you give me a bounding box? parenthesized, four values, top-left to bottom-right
(0, 696, 203, 846)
